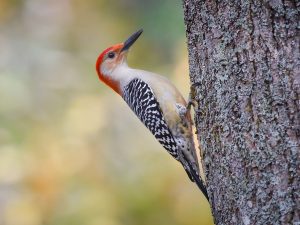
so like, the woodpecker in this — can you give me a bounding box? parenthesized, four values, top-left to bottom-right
(95, 29, 208, 201)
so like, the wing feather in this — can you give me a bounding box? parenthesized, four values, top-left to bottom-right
(123, 78, 178, 158)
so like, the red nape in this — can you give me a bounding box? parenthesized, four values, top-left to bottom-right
(95, 45, 122, 95)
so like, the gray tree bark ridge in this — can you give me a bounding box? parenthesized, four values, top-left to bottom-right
(182, 0, 299, 224)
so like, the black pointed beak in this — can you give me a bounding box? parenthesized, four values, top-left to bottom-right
(121, 29, 143, 52)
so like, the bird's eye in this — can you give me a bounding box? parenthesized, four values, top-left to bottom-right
(108, 52, 115, 59)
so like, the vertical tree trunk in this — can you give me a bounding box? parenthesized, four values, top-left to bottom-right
(182, 0, 299, 224)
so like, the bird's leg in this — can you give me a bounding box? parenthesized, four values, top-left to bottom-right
(186, 82, 202, 131)
(177, 83, 201, 126)
(187, 82, 200, 112)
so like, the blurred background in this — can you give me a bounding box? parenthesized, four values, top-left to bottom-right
(0, 0, 213, 224)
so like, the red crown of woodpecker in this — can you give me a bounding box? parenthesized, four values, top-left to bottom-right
(95, 29, 143, 94)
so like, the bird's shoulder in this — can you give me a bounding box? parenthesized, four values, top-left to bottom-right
(122, 78, 179, 158)
(129, 70, 187, 118)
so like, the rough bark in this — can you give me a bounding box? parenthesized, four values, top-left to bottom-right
(182, 0, 299, 224)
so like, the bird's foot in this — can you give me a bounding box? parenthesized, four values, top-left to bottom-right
(187, 82, 200, 112)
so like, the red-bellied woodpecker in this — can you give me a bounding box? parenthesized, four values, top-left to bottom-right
(95, 29, 208, 201)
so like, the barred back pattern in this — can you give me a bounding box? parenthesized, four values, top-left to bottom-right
(123, 78, 178, 158)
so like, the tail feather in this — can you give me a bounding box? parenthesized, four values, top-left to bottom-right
(183, 163, 209, 201)
(190, 168, 209, 201)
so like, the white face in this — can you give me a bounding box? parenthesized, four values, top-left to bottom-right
(96, 44, 131, 94)
(100, 49, 127, 77)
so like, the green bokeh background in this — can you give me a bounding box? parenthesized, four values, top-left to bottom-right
(0, 0, 213, 224)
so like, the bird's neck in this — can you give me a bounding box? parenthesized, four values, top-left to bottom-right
(109, 63, 136, 95)
(100, 62, 135, 95)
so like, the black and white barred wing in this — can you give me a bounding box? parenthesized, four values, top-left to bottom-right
(123, 78, 178, 158)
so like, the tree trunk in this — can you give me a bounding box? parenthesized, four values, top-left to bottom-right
(182, 0, 299, 224)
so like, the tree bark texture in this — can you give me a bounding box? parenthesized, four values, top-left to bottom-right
(182, 0, 299, 224)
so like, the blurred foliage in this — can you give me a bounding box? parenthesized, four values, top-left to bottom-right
(0, 0, 213, 224)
